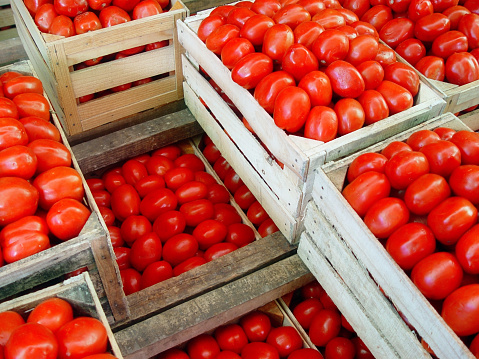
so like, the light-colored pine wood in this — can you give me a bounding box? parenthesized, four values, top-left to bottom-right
(316, 113, 475, 359)
(459, 108, 479, 131)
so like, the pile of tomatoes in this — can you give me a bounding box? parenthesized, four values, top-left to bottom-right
(200, 134, 279, 237)
(86, 141, 273, 295)
(156, 304, 319, 359)
(355, 0, 479, 93)
(0, 71, 90, 267)
(197, 0, 420, 143)
(341, 125, 479, 354)
(0, 297, 117, 359)
(289, 281, 375, 359)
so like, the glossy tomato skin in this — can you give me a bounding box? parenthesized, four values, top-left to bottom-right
(347, 153, 387, 183)
(130, 232, 162, 272)
(357, 90, 389, 125)
(415, 56, 445, 81)
(293, 298, 324, 330)
(294, 21, 325, 50)
(141, 260, 173, 289)
(0, 215, 49, 247)
(110, 184, 141, 222)
(379, 18, 414, 48)
(4, 76, 43, 99)
(431, 31, 468, 59)
(226, 7, 255, 29)
(404, 173, 450, 215)
(288, 348, 324, 359)
(356, 60, 384, 90)
(384, 62, 419, 97)
(419, 140, 461, 177)
(273, 4, 311, 29)
(2, 229, 50, 263)
(240, 311, 272, 342)
(325, 337, 355, 359)
(5, 322, 58, 359)
(193, 219, 228, 250)
(198, 15, 225, 42)
(361, 5, 393, 31)
(334, 98, 365, 136)
(414, 13, 450, 42)
(174, 154, 205, 173)
(46, 198, 90, 241)
(0, 99, 19, 120)
(240, 14, 275, 46)
(298, 71, 332, 107)
(13, 92, 50, 121)
(312, 29, 349, 66)
(309, 309, 342, 347)
(445, 52, 479, 86)
(458, 13, 479, 49)
(450, 131, 479, 165)
(207, 183, 230, 204)
(187, 334, 220, 359)
(226, 223, 255, 247)
(282, 44, 319, 82)
(221, 38, 255, 70)
(28, 139, 71, 174)
(204, 242, 238, 262)
(0, 118, 27, 150)
(456, 225, 479, 274)
(135, 174, 165, 198)
(27, 298, 73, 334)
(19, 116, 61, 142)
(326, 60, 365, 98)
(214, 324, 248, 354)
(120, 215, 152, 245)
(175, 181, 208, 205)
(266, 326, 303, 357)
(345, 35, 379, 67)
(73, 11, 101, 34)
(172, 256, 207, 276)
(384, 150, 429, 190)
(0, 145, 37, 179)
(376, 81, 413, 115)
(262, 24, 295, 61)
(273, 86, 311, 133)
(140, 188, 178, 222)
(381, 141, 412, 160)
(231, 52, 273, 90)
(49, 15, 76, 37)
(449, 165, 479, 204)
(122, 159, 148, 186)
(442, 284, 479, 337)
(241, 342, 280, 359)
(0, 177, 39, 226)
(54, 0, 88, 17)
(0, 311, 25, 347)
(206, 24, 240, 55)
(132, 0, 163, 20)
(162, 233, 198, 266)
(395, 39, 426, 66)
(427, 196, 478, 245)
(180, 199, 215, 227)
(99, 5, 130, 27)
(364, 197, 410, 238)
(304, 106, 338, 142)
(407, 129, 440, 151)
(254, 71, 295, 114)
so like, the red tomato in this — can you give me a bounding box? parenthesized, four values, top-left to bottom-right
(157, 348, 190, 359)
(442, 5, 470, 29)
(288, 348, 324, 359)
(337, 8, 360, 24)
(361, 5, 393, 31)
(102, 170, 126, 194)
(135, 174, 166, 198)
(130, 232, 162, 272)
(342, 171, 391, 217)
(180, 199, 214, 227)
(198, 15, 225, 43)
(304, 106, 338, 142)
(241, 342, 280, 359)
(240, 311, 272, 342)
(152, 145, 181, 161)
(254, 71, 296, 114)
(207, 183, 230, 204)
(226, 223, 255, 247)
(262, 24, 295, 61)
(450, 131, 479, 165)
(337, 25, 359, 40)
(121, 159, 148, 186)
(282, 44, 319, 82)
(146, 156, 175, 177)
(431, 31, 468, 59)
(0, 215, 49, 247)
(174, 256, 207, 276)
(27, 298, 73, 334)
(395, 39, 426, 66)
(46, 198, 90, 241)
(247, 200, 269, 226)
(364, 197, 409, 238)
(24, 0, 53, 15)
(140, 260, 173, 289)
(5, 323, 58, 359)
(427, 196, 477, 245)
(108, 225, 123, 247)
(347, 152, 387, 183)
(383, 62, 419, 97)
(98, 206, 115, 226)
(13, 93, 50, 121)
(0, 118, 27, 150)
(250, 0, 281, 16)
(434, 127, 456, 141)
(88, 0, 111, 10)
(415, 56, 445, 81)
(324, 337, 356, 359)
(193, 219, 228, 250)
(273, 4, 311, 30)
(298, 71, 332, 107)
(406, 129, 441, 151)
(73, 11, 101, 34)
(112, 0, 139, 11)
(164, 167, 194, 190)
(206, 24, 240, 55)
(445, 52, 479, 85)
(140, 188, 177, 222)
(204, 242, 238, 261)
(266, 326, 302, 357)
(187, 334, 220, 359)
(223, 169, 244, 194)
(414, 13, 450, 42)
(419, 140, 461, 177)
(293, 298, 324, 330)
(412, 252, 463, 300)
(384, 150, 429, 190)
(2, 229, 50, 263)
(49, 15, 75, 37)
(357, 90, 389, 125)
(442, 284, 479, 336)
(56, 317, 107, 359)
(458, 13, 479, 49)
(456, 224, 479, 274)
(309, 309, 342, 347)
(120, 215, 152, 245)
(0, 311, 25, 346)
(273, 86, 311, 133)
(449, 165, 479, 204)
(4, 76, 43, 100)
(132, 0, 163, 20)
(258, 218, 279, 237)
(215, 324, 248, 353)
(221, 38, 255, 70)
(175, 181, 208, 205)
(386, 222, 436, 270)
(226, 7, 255, 29)
(214, 203, 242, 226)
(233, 185, 255, 210)
(345, 35, 379, 67)
(110, 184, 141, 222)
(162, 233, 198, 266)
(99, 5, 130, 27)
(18, 116, 61, 142)
(376, 80, 413, 115)
(334, 98, 365, 136)
(0, 145, 37, 179)
(325, 60, 365, 98)
(379, 18, 414, 48)
(312, 29, 349, 66)
(312, 9, 346, 29)
(231, 52, 273, 90)
(356, 60, 384, 90)
(28, 139, 71, 174)
(404, 173, 450, 215)
(293, 21, 325, 49)
(120, 267, 141, 294)
(301, 281, 324, 299)
(0, 177, 39, 226)
(202, 143, 221, 164)
(210, 4, 236, 18)
(174, 154, 205, 173)
(54, 0, 87, 17)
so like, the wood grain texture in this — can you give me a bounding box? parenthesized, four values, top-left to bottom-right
(122, 232, 297, 325)
(182, 0, 234, 14)
(115, 254, 313, 359)
(71, 108, 203, 174)
(460, 108, 479, 132)
(0, 35, 26, 66)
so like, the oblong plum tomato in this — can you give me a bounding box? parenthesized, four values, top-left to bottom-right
(384, 150, 429, 190)
(239, 14, 275, 46)
(153, 210, 186, 243)
(347, 152, 388, 183)
(404, 173, 450, 215)
(226, 223, 255, 247)
(13, 92, 50, 121)
(431, 31, 468, 59)
(308, 309, 341, 347)
(419, 140, 461, 178)
(449, 165, 479, 205)
(414, 13, 450, 42)
(458, 13, 479, 49)
(272, 4, 311, 30)
(384, 62, 420, 96)
(376, 80, 413, 115)
(356, 60, 384, 90)
(357, 90, 389, 125)
(360, 5, 393, 31)
(198, 15, 225, 43)
(293, 298, 324, 330)
(325, 60, 365, 98)
(46, 198, 90, 241)
(28, 139, 71, 174)
(298, 71, 332, 107)
(273, 86, 311, 133)
(239, 311, 272, 342)
(334, 98, 365, 136)
(363, 197, 410, 238)
(110, 184, 141, 222)
(406, 129, 441, 151)
(266, 326, 302, 358)
(311, 29, 349, 66)
(0, 145, 37, 179)
(0, 117, 27, 150)
(221, 38, 255, 70)
(3, 76, 43, 99)
(395, 38, 426, 66)
(450, 131, 479, 165)
(415, 56, 445, 81)
(262, 24, 295, 61)
(345, 35, 379, 67)
(442, 284, 479, 337)
(445, 52, 479, 86)
(281, 44, 319, 82)
(140, 187, 178, 222)
(231, 53, 273, 90)
(18, 116, 61, 142)
(206, 24, 240, 55)
(293, 21, 325, 50)
(312, 8, 346, 29)
(180, 199, 215, 227)
(164, 167, 194, 190)
(226, 7, 255, 29)
(456, 225, 479, 274)
(254, 71, 295, 114)
(304, 106, 338, 142)
(162, 233, 198, 267)
(379, 17, 414, 48)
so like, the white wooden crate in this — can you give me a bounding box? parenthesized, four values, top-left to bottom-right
(314, 112, 475, 359)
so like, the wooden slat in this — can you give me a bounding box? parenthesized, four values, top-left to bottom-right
(0, 37, 26, 65)
(72, 108, 203, 173)
(460, 108, 479, 131)
(114, 254, 313, 359)
(123, 232, 297, 324)
(0, 6, 14, 27)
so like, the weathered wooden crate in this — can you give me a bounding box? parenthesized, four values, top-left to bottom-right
(0, 272, 123, 358)
(0, 60, 127, 323)
(177, 12, 446, 242)
(10, 0, 187, 136)
(313, 112, 476, 359)
(0, 0, 15, 39)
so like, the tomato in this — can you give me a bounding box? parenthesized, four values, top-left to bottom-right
(309, 309, 342, 347)
(296, 71, 331, 108)
(384, 62, 419, 97)
(173, 256, 207, 276)
(406, 129, 440, 151)
(304, 106, 338, 142)
(364, 197, 409, 238)
(337, 8, 360, 24)
(470, 334, 479, 358)
(120, 267, 141, 294)
(312, 9, 345, 29)
(342, 171, 391, 217)
(246, 200, 268, 226)
(415, 56, 445, 81)
(455, 225, 479, 274)
(2, 229, 50, 263)
(427, 196, 477, 245)
(108, 225, 123, 247)
(141, 260, 173, 289)
(231, 52, 273, 90)
(0, 145, 37, 179)
(360, 5, 392, 31)
(0, 177, 38, 226)
(337, 25, 359, 40)
(81, 355, 117, 359)
(450, 131, 479, 165)
(0, 215, 49, 247)
(449, 165, 479, 204)
(206, 24, 240, 55)
(0, 101, 19, 123)
(179, 199, 214, 227)
(175, 181, 208, 205)
(53, 0, 87, 17)
(24, 0, 53, 15)
(384, 150, 429, 190)
(434, 127, 456, 141)
(135, 174, 166, 198)
(221, 38, 255, 70)
(140, 188, 177, 222)
(233, 185, 255, 210)
(357, 90, 389, 125)
(157, 348, 190, 359)
(407, 0, 433, 22)
(294, 21, 325, 50)
(192, 219, 227, 250)
(56, 317, 107, 359)
(88, 0, 111, 10)
(49, 14, 75, 37)
(27, 298, 73, 334)
(347, 153, 387, 183)
(379, 18, 414, 49)
(146, 156, 174, 178)
(198, 15, 225, 43)
(274, 4, 311, 30)
(241, 342, 280, 359)
(395, 39, 426, 67)
(121, 159, 148, 186)
(214, 203, 242, 226)
(325, 60, 365, 98)
(73, 11, 101, 35)
(334, 98, 365, 136)
(98, 206, 115, 226)
(128, 232, 162, 271)
(4, 76, 42, 100)
(238, 311, 271, 343)
(132, 0, 163, 20)
(99, 6, 131, 27)
(419, 140, 461, 178)
(324, 337, 355, 359)
(414, 13, 451, 43)
(442, 284, 479, 336)
(5, 323, 58, 359)
(0, 118, 27, 150)
(404, 173, 450, 215)
(152, 145, 181, 161)
(301, 281, 324, 299)
(0, 311, 25, 346)
(174, 154, 205, 173)
(28, 139, 71, 174)
(213, 157, 232, 181)
(112, 0, 139, 11)
(226, 223, 255, 247)
(250, 0, 281, 17)
(162, 233, 198, 266)
(445, 52, 479, 85)
(288, 348, 324, 359)
(312, 29, 349, 66)
(266, 326, 302, 357)
(252, 71, 293, 114)
(214, 324, 248, 354)
(46, 198, 90, 241)
(202, 143, 221, 164)
(226, 7, 255, 29)
(376, 81, 413, 115)
(204, 242, 238, 261)
(431, 31, 468, 59)
(386, 222, 436, 270)
(109, 184, 141, 221)
(13, 93, 50, 121)
(206, 183, 230, 204)
(19, 116, 60, 142)
(102, 170, 126, 194)
(281, 44, 319, 82)
(345, 35, 379, 67)
(262, 24, 295, 61)
(356, 60, 384, 90)
(443, 5, 470, 29)
(431, 0, 459, 11)
(411, 252, 463, 300)
(273, 86, 311, 133)
(293, 298, 324, 330)
(223, 169, 244, 195)
(164, 168, 194, 191)
(187, 334, 220, 359)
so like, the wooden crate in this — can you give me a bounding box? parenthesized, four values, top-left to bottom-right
(0, 272, 123, 358)
(177, 12, 446, 242)
(0, 0, 15, 40)
(0, 60, 127, 323)
(313, 113, 475, 359)
(10, 0, 187, 136)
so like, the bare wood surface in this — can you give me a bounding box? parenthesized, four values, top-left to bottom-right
(122, 232, 297, 325)
(115, 254, 313, 359)
(0, 37, 26, 65)
(182, 0, 233, 14)
(71, 108, 203, 174)
(460, 108, 479, 131)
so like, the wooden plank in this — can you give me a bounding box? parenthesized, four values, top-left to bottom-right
(460, 108, 479, 132)
(301, 203, 430, 358)
(0, 37, 26, 66)
(0, 6, 14, 27)
(182, 0, 237, 14)
(71, 108, 203, 173)
(123, 232, 297, 324)
(114, 254, 314, 359)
